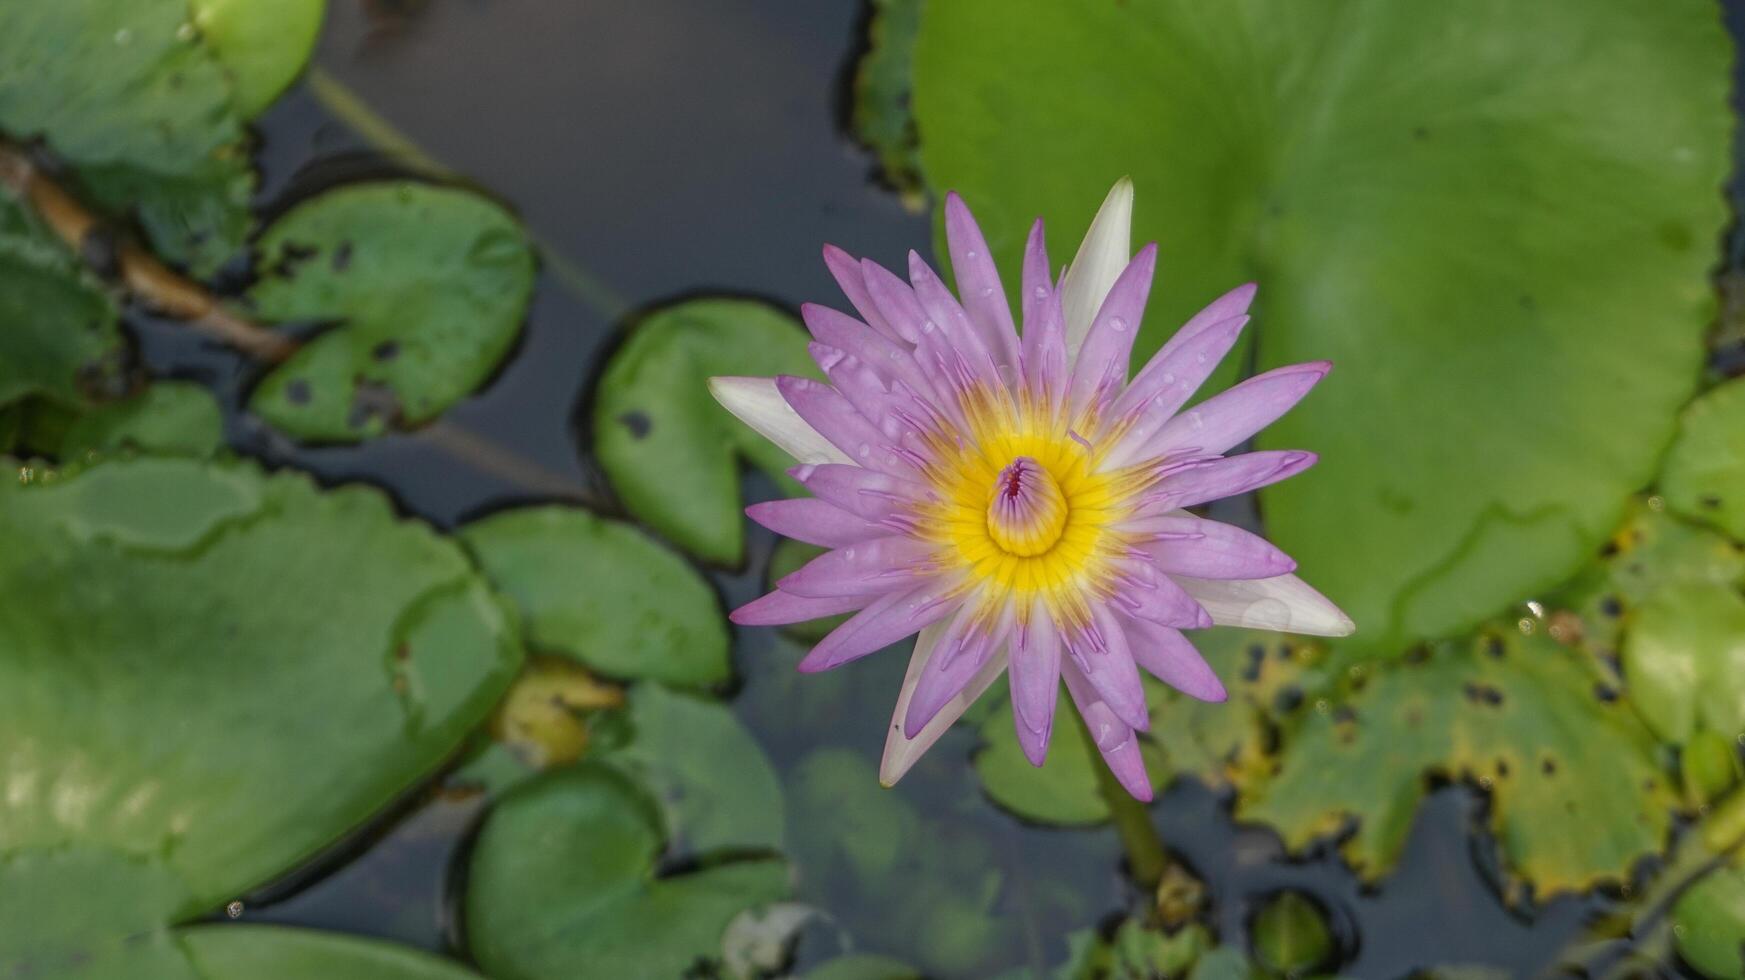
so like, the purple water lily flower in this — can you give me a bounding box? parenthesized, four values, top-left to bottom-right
(711, 181, 1353, 799)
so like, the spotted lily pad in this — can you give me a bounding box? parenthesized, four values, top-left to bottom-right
(593, 297, 819, 564)
(248, 182, 535, 442)
(0, 0, 255, 276)
(460, 505, 729, 687)
(0, 196, 125, 409)
(189, 0, 327, 118)
(0, 457, 522, 966)
(602, 683, 786, 853)
(58, 381, 226, 458)
(465, 764, 789, 980)
(1239, 626, 1675, 896)
(905, 0, 1729, 652)
(1662, 378, 1745, 543)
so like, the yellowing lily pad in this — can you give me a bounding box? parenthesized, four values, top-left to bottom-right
(465, 764, 789, 980)
(904, 0, 1730, 653)
(0, 456, 522, 966)
(592, 297, 819, 564)
(1239, 627, 1675, 896)
(248, 182, 535, 442)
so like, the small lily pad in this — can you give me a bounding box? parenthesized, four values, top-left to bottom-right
(851, 0, 924, 207)
(1674, 857, 1745, 979)
(189, 0, 327, 118)
(1250, 891, 1334, 974)
(593, 297, 819, 564)
(1622, 583, 1745, 746)
(465, 764, 789, 980)
(1240, 627, 1675, 896)
(0, 456, 522, 958)
(58, 381, 225, 458)
(1662, 378, 1745, 543)
(249, 182, 535, 442)
(603, 683, 786, 853)
(460, 505, 730, 688)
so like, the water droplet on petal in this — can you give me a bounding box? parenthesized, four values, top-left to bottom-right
(966, 250, 979, 260)
(1110, 316, 1127, 332)
(979, 287, 994, 298)
(844, 548, 857, 559)
(1161, 372, 1175, 385)
(857, 443, 872, 458)
(922, 320, 937, 334)
(1032, 285, 1047, 299)
(1187, 411, 1204, 430)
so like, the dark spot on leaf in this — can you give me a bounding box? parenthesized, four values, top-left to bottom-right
(1542, 758, 1557, 776)
(1273, 685, 1303, 714)
(286, 379, 312, 405)
(1594, 683, 1620, 704)
(1404, 644, 1430, 664)
(1701, 494, 1724, 510)
(371, 340, 400, 363)
(1412, 125, 1430, 140)
(333, 241, 354, 271)
(270, 241, 320, 279)
(1242, 644, 1265, 682)
(1496, 759, 1509, 778)
(1518, 294, 1536, 312)
(1599, 596, 1622, 617)
(347, 380, 403, 431)
(619, 411, 652, 440)
(1333, 706, 1357, 725)
(1484, 635, 1505, 659)
(393, 643, 410, 662)
(1599, 540, 1620, 558)
(1462, 683, 1504, 707)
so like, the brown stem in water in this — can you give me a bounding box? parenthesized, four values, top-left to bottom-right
(0, 139, 296, 364)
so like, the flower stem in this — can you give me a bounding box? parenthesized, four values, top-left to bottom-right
(1074, 710, 1170, 890)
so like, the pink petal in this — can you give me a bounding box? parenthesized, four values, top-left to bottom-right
(1008, 600, 1063, 766)
(731, 588, 871, 626)
(801, 303, 936, 403)
(746, 498, 885, 547)
(1062, 660, 1153, 802)
(1148, 361, 1332, 457)
(943, 191, 1021, 371)
(1069, 603, 1150, 731)
(880, 626, 1010, 786)
(1121, 617, 1227, 702)
(1069, 243, 1157, 419)
(1019, 219, 1068, 403)
(778, 536, 939, 598)
(907, 250, 1000, 390)
(1155, 283, 1257, 360)
(775, 376, 914, 477)
(797, 581, 959, 672)
(823, 245, 906, 344)
(1111, 561, 1213, 628)
(1129, 514, 1296, 580)
(902, 603, 1012, 737)
(1104, 315, 1248, 466)
(1140, 451, 1318, 512)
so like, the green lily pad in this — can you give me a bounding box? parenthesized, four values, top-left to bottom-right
(603, 683, 785, 853)
(180, 925, 484, 980)
(465, 764, 789, 980)
(0, 457, 522, 958)
(1250, 891, 1334, 974)
(1662, 378, 1745, 543)
(0, 205, 125, 409)
(1622, 583, 1745, 745)
(851, 0, 924, 207)
(1239, 626, 1676, 896)
(189, 0, 327, 118)
(593, 297, 819, 564)
(58, 381, 225, 459)
(1674, 858, 1745, 978)
(0, 0, 254, 276)
(905, 0, 1729, 652)
(248, 182, 535, 442)
(460, 505, 729, 687)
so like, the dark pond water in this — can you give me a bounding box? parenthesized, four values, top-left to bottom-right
(133, 0, 1745, 976)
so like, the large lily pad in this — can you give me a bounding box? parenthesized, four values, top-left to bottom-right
(0, 0, 255, 276)
(0, 457, 522, 964)
(1662, 378, 1745, 543)
(460, 505, 730, 687)
(1239, 626, 1676, 896)
(0, 196, 125, 409)
(593, 297, 819, 564)
(905, 0, 1730, 651)
(248, 182, 535, 442)
(465, 764, 789, 980)
(602, 683, 786, 853)
(179, 925, 484, 980)
(189, 0, 327, 118)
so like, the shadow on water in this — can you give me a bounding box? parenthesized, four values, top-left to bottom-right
(153, 0, 1745, 975)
